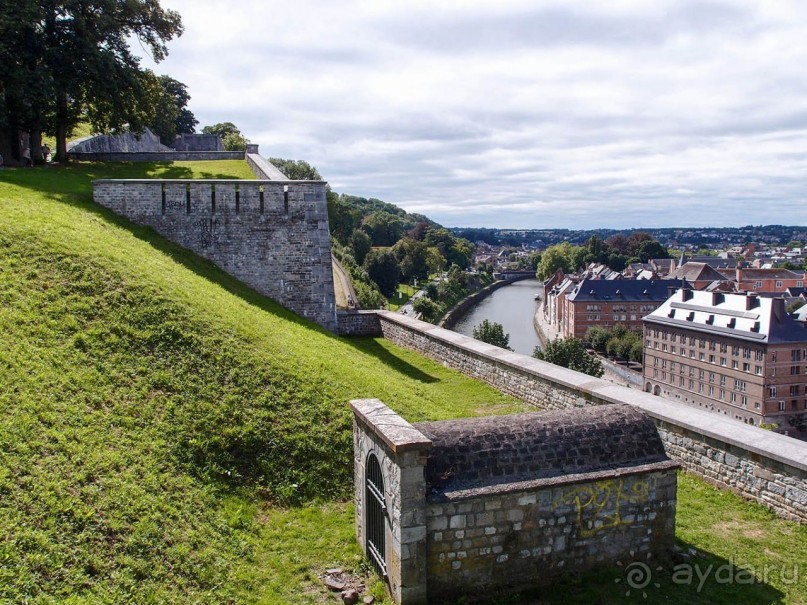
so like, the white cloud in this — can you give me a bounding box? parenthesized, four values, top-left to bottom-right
(137, 0, 807, 228)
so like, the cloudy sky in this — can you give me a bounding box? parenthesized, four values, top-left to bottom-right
(137, 0, 807, 229)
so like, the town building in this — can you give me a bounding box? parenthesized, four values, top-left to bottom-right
(559, 279, 689, 339)
(717, 267, 805, 294)
(643, 289, 807, 432)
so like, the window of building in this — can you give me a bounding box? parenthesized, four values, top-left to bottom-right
(719, 389, 725, 400)
(670, 362, 676, 371)
(720, 376, 726, 387)
(709, 340, 716, 351)
(720, 357, 727, 366)
(709, 386, 715, 396)
(689, 379, 694, 389)
(755, 350, 763, 361)
(743, 363, 750, 372)
(755, 401, 760, 409)
(743, 347, 751, 359)
(662, 344, 668, 352)
(730, 392, 737, 403)
(779, 401, 786, 412)
(699, 383, 705, 393)
(732, 360, 739, 369)
(735, 380, 746, 392)
(790, 385, 800, 397)
(792, 349, 803, 362)
(769, 386, 777, 398)
(755, 280, 763, 288)
(755, 365, 762, 375)
(776, 280, 783, 288)
(732, 345, 740, 356)
(791, 365, 801, 376)
(708, 372, 714, 382)
(671, 346, 677, 354)
(709, 354, 715, 363)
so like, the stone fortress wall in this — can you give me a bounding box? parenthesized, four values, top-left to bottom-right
(338, 310, 807, 523)
(93, 177, 337, 331)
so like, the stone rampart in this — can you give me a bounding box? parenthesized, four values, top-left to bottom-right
(93, 179, 337, 331)
(369, 311, 807, 522)
(71, 151, 245, 162)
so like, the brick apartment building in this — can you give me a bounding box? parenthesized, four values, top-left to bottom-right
(560, 279, 689, 340)
(717, 267, 805, 294)
(643, 289, 807, 432)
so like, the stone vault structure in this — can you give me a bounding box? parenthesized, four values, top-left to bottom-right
(351, 399, 679, 604)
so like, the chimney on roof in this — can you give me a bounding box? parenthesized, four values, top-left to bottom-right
(681, 287, 693, 302)
(736, 266, 742, 284)
(711, 292, 724, 306)
(772, 297, 785, 323)
(746, 292, 759, 310)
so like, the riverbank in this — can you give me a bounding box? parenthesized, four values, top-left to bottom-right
(440, 278, 517, 329)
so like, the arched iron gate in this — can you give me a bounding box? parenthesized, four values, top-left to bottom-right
(365, 453, 388, 578)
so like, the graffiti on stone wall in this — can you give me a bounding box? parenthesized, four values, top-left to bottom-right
(199, 218, 217, 248)
(165, 197, 184, 211)
(555, 478, 649, 538)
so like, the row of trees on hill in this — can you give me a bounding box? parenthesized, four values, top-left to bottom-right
(1, 0, 190, 160)
(536, 233, 670, 279)
(327, 192, 474, 306)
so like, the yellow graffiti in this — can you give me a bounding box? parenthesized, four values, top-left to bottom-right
(555, 478, 649, 537)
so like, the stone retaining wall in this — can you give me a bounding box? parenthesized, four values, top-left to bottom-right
(425, 469, 677, 601)
(338, 311, 382, 336)
(93, 179, 337, 331)
(70, 151, 245, 162)
(371, 311, 807, 522)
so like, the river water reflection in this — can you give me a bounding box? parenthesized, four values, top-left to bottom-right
(451, 278, 543, 356)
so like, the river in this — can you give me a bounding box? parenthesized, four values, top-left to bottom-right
(451, 279, 543, 356)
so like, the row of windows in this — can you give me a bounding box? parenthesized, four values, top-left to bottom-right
(648, 343, 764, 374)
(650, 330, 766, 361)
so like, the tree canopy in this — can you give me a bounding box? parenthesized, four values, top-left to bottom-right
(533, 337, 604, 377)
(472, 320, 512, 350)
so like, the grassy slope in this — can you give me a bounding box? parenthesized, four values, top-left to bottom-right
(1, 162, 804, 604)
(0, 162, 520, 604)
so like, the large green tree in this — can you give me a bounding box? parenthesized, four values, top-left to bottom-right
(533, 337, 604, 378)
(149, 74, 197, 145)
(472, 320, 512, 350)
(34, 0, 184, 160)
(363, 248, 400, 298)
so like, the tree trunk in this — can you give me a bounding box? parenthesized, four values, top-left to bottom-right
(55, 91, 69, 162)
(30, 129, 43, 163)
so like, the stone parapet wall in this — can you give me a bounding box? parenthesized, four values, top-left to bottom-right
(246, 153, 289, 180)
(93, 179, 337, 331)
(371, 311, 807, 522)
(338, 311, 382, 336)
(71, 151, 245, 162)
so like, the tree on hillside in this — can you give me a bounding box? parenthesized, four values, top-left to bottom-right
(349, 229, 372, 265)
(269, 158, 322, 180)
(363, 248, 400, 298)
(472, 320, 512, 350)
(38, 0, 183, 160)
(533, 337, 604, 378)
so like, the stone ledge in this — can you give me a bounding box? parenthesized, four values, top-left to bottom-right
(93, 178, 327, 184)
(430, 460, 681, 502)
(351, 398, 432, 455)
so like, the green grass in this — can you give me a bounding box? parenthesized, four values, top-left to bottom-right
(1, 162, 805, 604)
